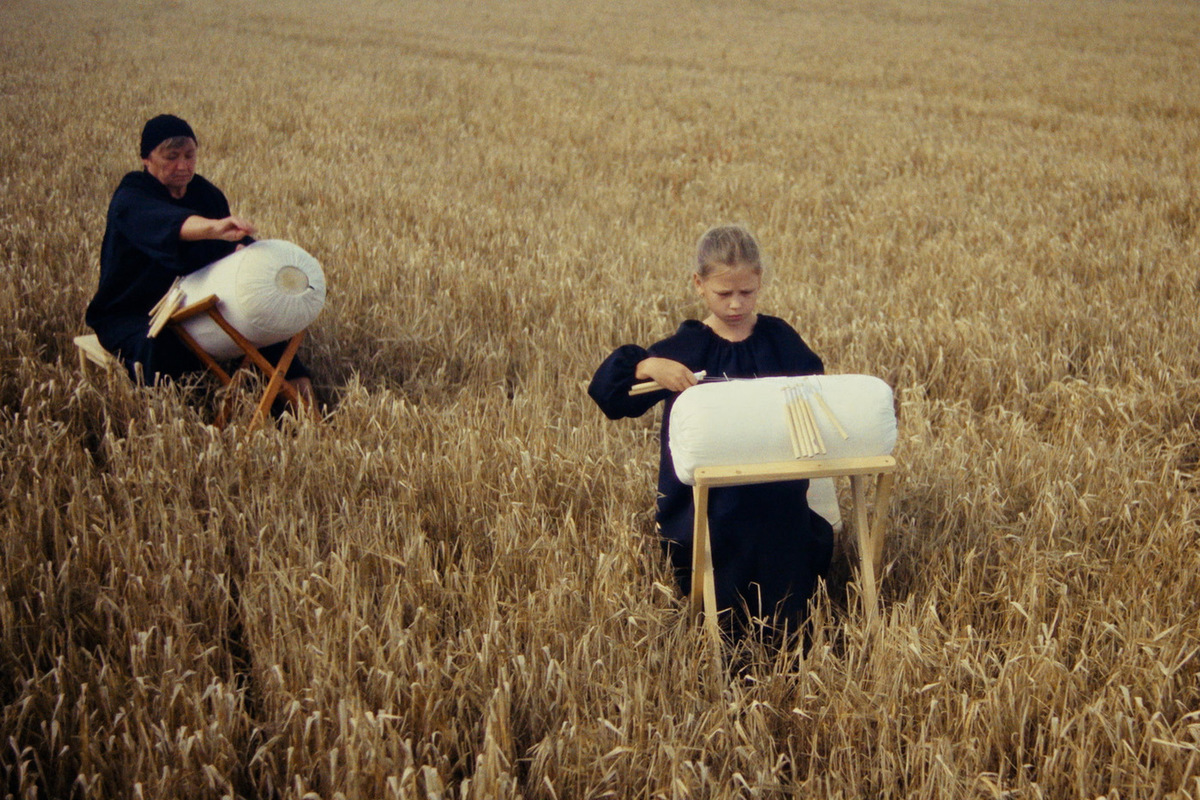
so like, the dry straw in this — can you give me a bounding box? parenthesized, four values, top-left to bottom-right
(3, 0, 1200, 797)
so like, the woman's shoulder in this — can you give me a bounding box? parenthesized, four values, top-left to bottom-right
(112, 171, 222, 202)
(187, 173, 220, 192)
(110, 171, 171, 215)
(115, 170, 163, 195)
(182, 174, 225, 200)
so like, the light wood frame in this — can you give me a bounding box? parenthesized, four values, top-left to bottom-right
(168, 294, 305, 431)
(690, 454, 898, 635)
(73, 333, 122, 371)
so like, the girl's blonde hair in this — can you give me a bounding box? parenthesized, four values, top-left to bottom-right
(695, 224, 763, 278)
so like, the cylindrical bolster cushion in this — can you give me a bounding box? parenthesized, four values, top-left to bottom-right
(178, 239, 326, 359)
(669, 374, 897, 486)
(806, 476, 842, 530)
(669, 375, 897, 527)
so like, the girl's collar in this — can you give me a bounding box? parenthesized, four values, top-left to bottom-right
(702, 312, 758, 343)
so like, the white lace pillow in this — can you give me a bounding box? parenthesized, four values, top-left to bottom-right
(669, 374, 898, 527)
(177, 239, 326, 359)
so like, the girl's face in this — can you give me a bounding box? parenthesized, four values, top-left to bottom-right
(694, 263, 761, 340)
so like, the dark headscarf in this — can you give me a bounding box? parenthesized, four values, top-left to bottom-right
(139, 114, 197, 158)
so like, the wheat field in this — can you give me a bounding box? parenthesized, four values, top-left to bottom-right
(3, 0, 1200, 797)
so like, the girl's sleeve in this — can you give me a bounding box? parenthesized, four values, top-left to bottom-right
(794, 334, 824, 376)
(587, 344, 667, 420)
(774, 320, 824, 376)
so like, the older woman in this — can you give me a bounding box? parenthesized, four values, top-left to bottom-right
(86, 114, 313, 402)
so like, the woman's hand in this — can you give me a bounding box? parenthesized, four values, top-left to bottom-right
(635, 357, 699, 393)
(180, 214, 256, 242)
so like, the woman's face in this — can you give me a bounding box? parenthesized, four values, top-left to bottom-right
(143, 138, 197, 199)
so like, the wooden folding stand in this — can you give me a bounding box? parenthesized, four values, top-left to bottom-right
(690, 455, 898, 635)
(166, 294, 306, 431)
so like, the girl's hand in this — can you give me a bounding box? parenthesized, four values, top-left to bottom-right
(635, 357, 699, 393)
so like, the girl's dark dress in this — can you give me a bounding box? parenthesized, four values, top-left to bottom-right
(588, 315, 833, 632)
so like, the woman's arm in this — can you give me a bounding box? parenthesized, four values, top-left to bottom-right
(179, 215, 256, 242)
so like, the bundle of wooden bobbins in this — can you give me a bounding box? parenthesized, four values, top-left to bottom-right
(782, 384, 849, 459)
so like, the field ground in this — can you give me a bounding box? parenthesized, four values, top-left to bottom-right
(3, 0, 1200, 797)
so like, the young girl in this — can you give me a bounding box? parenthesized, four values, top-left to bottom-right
(588, 225, 833, 636)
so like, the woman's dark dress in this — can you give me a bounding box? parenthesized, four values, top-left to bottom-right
(86, 170, 308, 383)
(588, 315, 833, 631)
